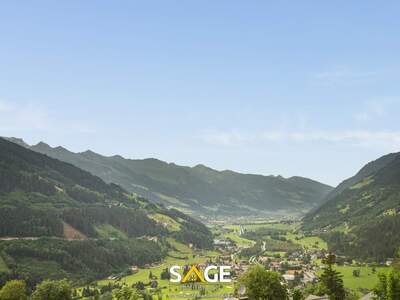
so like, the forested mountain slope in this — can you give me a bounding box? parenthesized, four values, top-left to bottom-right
(0, 138, 212, 284)
(302, 151, 400, 261)
(6, 138, 333, 217)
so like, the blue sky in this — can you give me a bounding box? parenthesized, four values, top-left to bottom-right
(1, 1, 400, 186)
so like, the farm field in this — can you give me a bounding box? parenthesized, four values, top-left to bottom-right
(286, 233, 328, 250)
(222, 233, 255, 248)
(337, 266, 390, 291)
(317, 265, 390, 296)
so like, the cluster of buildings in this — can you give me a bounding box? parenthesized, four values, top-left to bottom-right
(213, 235, 329, 300)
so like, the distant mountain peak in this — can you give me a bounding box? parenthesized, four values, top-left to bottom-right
(193, 164, 213, 170)
(141, 158, 168, 165)
(81, 149, 96, 155)
(54, 146, 69, 152)
(32, 141, 52, 150)
(79, 149, 106, 160)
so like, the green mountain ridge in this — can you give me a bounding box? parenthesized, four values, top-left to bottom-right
(302, 151, 400, 261)
(0, 137, 212, 284)
(5, 137, 333, 218)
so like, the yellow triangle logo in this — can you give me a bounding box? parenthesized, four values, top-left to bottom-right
(181, 265, 206, 283)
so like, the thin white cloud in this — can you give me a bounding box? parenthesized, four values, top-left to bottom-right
(315, 70, 374, 80)
(314, 67, 376, 86)
(0, 100, 49, 131)
(0, 99, 94, 135)
(200, 129, 400, 150)
(201, 130, 248, 146)
(354, 101, 387, 122)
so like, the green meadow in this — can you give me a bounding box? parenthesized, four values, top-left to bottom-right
(0, 255, 8, 273)
(317, 265, 390, 296)
(222, 233, 255, 248)
(286, 233, 328, 250)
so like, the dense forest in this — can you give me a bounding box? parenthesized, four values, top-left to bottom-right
(0, 238, 164, 288)
(322, 215, 400, 262)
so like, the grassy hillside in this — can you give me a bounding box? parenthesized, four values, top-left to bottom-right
(7, 137, 333, 217)
(302, 152, 400, 261)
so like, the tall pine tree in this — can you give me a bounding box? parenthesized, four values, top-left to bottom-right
(319, 253, 345, 300)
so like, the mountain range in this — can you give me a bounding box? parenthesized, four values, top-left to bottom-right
(4, 137, 333, 218)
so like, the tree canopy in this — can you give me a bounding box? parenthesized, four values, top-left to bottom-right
(31, 279, 72, 300)
(0, 280, 27, 300)
(239, 265, 288, 300)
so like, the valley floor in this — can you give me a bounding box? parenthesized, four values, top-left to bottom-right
(80, 220, 389, 299)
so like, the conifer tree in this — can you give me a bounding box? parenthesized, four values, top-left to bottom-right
(319, 253, 345, 300)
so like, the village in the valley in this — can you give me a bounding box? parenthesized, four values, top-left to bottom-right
(95, 220, 390, 300)
(212, 223, 323, 298)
